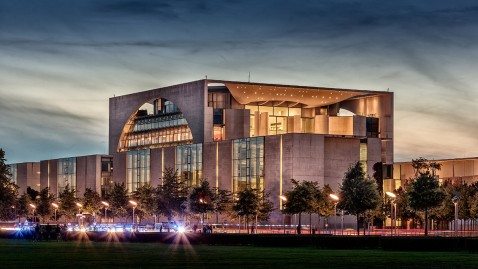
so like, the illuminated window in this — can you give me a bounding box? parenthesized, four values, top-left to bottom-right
(127, 150, 150, 193)
(58, 157, 76, 196)
(176, 144, 203, 187)
(8, 164, 17, 184)
(233, 137, 264, 193)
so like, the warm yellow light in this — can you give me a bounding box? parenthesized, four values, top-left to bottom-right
(329, 194, 339, 201)
(279, 195, 287, 201)
(51, 203, 59, 208)
(129, 200, 137, 206)
(386, 192, 396, 198)
(101, 201, 109, 207)
(76, 203, 83, 208)
(29, 203, 36, 209)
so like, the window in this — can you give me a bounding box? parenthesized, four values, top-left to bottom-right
(57, 158, 76, 196)
(176, 144, 203, 187)
(127, 150, 150, 193)
(233, 137, 264, 193)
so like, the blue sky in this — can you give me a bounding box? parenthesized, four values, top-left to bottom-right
(1, 0, 478, 163)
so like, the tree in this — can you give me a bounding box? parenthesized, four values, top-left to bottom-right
(394, 187, 416, 229)
(0, 148, 19, 220)
(283, 179, 318, 234)
(188, 179, 215, 224)
(132, 184, 156, 223)
(36, 187, 55, 223)
(232, 188, 259, 234)
(82, 188, 102, 224)
(58, 184, 77, 222)
(155, 167, 188, 221)
(338, 161, 380, 235)
(408, 171, 445, 236)
(109, 182, 129, 221)
(316, 184, 335, 231)
(256, 190, 274, 223)
(17, 193, 33, 221)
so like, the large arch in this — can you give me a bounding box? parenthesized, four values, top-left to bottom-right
(109, 80, 208, 154)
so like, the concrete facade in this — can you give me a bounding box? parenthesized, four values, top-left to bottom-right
(8, 162, 40, 195)
(109, 79, 394, 225)
(387, 158, 478, 193)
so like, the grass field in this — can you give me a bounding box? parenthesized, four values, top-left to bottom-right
(0, 238, 477, 269)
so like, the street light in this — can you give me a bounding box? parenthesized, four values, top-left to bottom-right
(51, 203, 59, 222)
(29, 203, 36, 223)
(101, 201, 109, 224)
(386, 192, 397, 235)
(279, 195, 287, 234)
(129, 200, 137, 225)
(329, 194, 339, 235)
(452, 195, 459, 234)
(76, 203, 83, 227)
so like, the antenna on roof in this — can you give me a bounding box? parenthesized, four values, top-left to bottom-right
(205, 75, 208, 80)
(387, 88, 390, 92)
(248, 72, 250, 83)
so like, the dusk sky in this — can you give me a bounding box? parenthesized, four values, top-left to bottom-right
(1, 0, 478, 163)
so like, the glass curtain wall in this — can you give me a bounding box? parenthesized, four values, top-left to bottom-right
(176, 144, 203, 187)
(8, 164, 17, 184)
(127, 150, 150, 193)
(58, 157, 76, 195)
(232, 137, 265, 193)
(101, 157, 113, 197)
(246, 105, 307, 136)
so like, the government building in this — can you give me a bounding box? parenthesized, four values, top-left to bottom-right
(8, 79, 394, 224)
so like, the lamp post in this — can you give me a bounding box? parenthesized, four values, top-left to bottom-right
(329, 194, 339, 235)
(29, 204, 36, 223)
(452, 195, 459, 234)
(76, 202, 83, 227)
(279, 195, 287, 234)
(52, 203, 59, 222)
(129, 200, 137, 225)
(101, 201, 109, 224)
(386, 192, 397, 235)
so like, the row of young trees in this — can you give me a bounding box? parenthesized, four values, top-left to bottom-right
(1, 148, 274, 232)
(282, 158, 474, 236)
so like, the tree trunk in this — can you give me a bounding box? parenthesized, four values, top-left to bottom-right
(356, 214, 360, 235)
(317, 214, 321, 234)
(297, 213, 301, 234)
(424, 209, 428, 236)
(309, 213, 312, 234)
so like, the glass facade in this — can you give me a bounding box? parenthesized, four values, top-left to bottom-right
(58, 157, 76, 195)
(121, 99, 193, 151)
(101, 157, 113, 197)
(8, 164, 17, 184)
(233, 137, 264, 193)
(176, 144, 203, 187)
(127, 150, 150, 193)
(246, 105, 314, 136)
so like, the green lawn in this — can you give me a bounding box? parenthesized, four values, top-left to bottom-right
(0, 238, 477, 269)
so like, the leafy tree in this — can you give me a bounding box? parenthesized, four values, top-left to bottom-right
(283, 179, 318, 234)
(132, 184, 156, 223)
(0, 149, 19, 220)
(316, 184, 335, 231)
(155, 167, 188, 221)
(109, 182, 129, 221)
(394, 186, 416, 229)
(338, 161, 380, 235)
(58, 184, 78, 222)
(26, 187, 39, 201)
(213, 188, 233, 218)
(412, 157, 441, 177)
(17, 193, 33, 221)
(82, 188, 102, 224)
(256, 190, 274, 223)
(188, 179, 215, 224)
(36, 187, 55, 223)
(408, 171, 445, 236)
(372, 162, 383, 195)
(232, 188, 259, 234)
